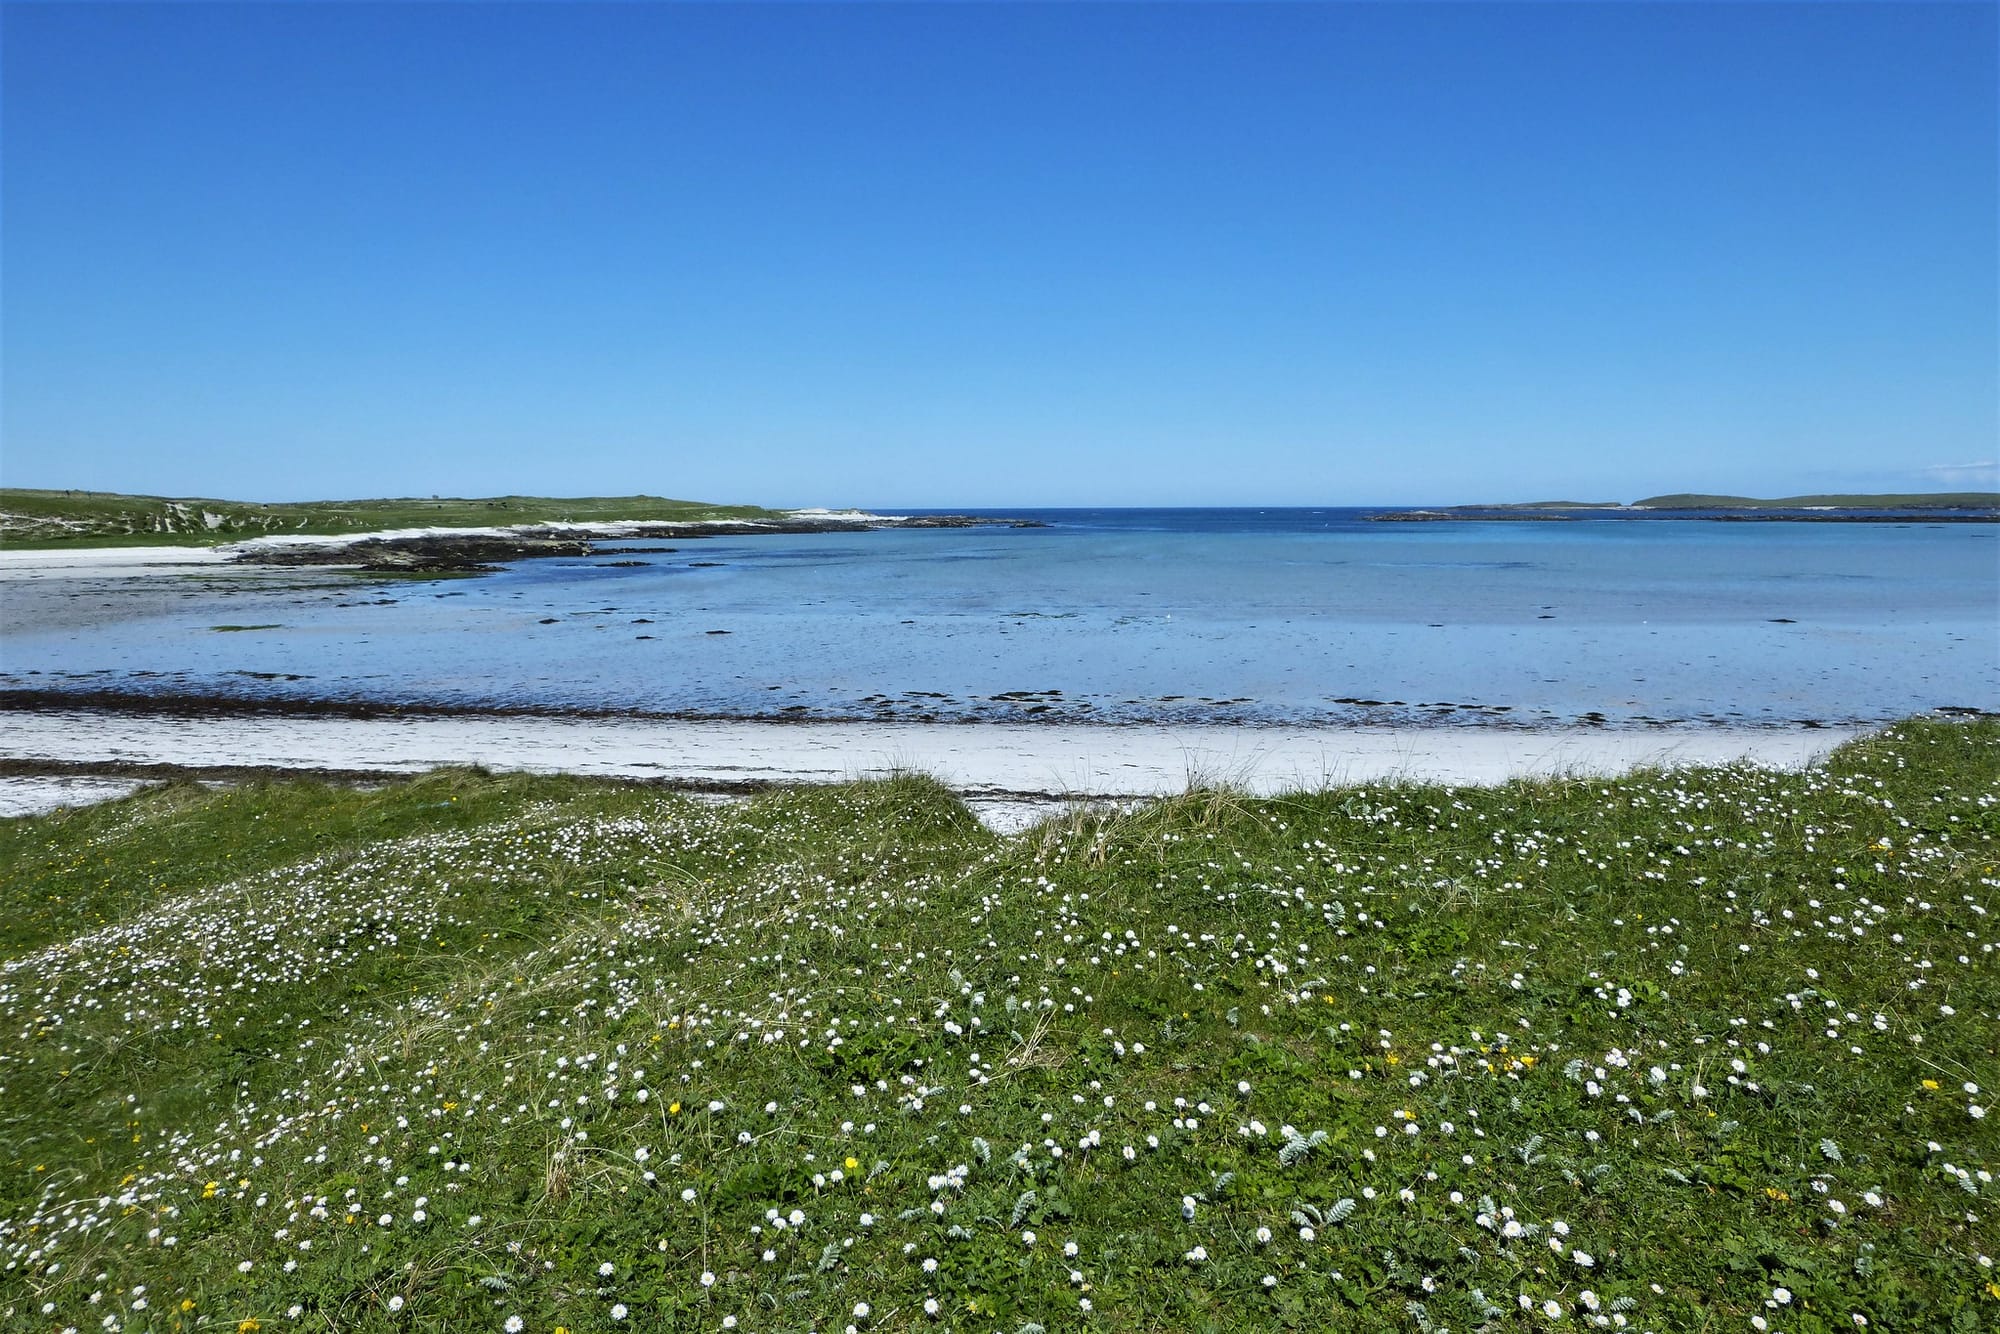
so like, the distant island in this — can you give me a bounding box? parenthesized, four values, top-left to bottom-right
(1371, 491, 1999, 522)
(1631, 491, 2000, 510)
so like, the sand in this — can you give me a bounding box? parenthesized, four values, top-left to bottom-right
(0, 546, 232, 579)
(0, 709, 1862, 802)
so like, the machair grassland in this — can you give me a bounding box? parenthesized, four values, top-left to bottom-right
(1, 721, 1995, 1332)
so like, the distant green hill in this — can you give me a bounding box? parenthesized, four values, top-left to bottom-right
(1633, 491, 1998, 510)
(0, 488, 784, 547)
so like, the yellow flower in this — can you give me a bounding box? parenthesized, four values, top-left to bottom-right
(1764, 1187, 1790, 1202)
(239, 1321, 262, 1334)
(669, 1101, 681, 1115)
(845, 1157, 860, 1171)
(180, 1298, 196, 1312)
(1922, 1079, 1940, 1091)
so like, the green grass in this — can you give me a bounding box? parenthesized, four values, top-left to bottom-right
(1630, 492, 1999, 511)
(0, 489, 787, 549)
(1, 722, 1996, 1332)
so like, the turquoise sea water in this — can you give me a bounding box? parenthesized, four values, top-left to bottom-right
(4, 509, 1995, 726)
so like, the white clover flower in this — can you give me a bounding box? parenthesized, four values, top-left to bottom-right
(504, 1319, 524, 1334)
(388, 1296, 404, 1313)
(611, 1306, 627, 1321)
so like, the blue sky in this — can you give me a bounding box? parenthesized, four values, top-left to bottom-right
(3, 2, 1994, 507)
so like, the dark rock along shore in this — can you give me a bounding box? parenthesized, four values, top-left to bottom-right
(233, 515, 1039, 572)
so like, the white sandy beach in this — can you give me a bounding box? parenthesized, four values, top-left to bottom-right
(0, 708, 1863, 812)
(0, 545, 233, 579)
(0, 514, 901, 576)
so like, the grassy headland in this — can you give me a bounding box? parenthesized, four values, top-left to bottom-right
(1631, 492, 2000, 511)
(2, 720, 1995, 1330)
(0, 489, 787, 550)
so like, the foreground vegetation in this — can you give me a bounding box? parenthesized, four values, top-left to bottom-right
(1, 720, 1994, 1332)
(0, 490, 784, 548)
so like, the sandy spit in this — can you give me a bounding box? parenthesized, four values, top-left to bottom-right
(0, 710, 1864, 801)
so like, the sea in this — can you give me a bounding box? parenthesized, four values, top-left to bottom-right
(4, 508, 1996, 728)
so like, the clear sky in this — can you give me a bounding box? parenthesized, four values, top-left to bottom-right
(3, 1, 1994, 508)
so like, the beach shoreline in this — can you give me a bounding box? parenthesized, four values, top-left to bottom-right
(0, 706, 1867, 805)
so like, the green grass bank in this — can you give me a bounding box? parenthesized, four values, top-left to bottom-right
(1, 720, 1995, 1332)
(0, 490, 784, 549)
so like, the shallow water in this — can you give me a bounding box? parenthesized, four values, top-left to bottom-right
(3, 510, 1994, 726)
